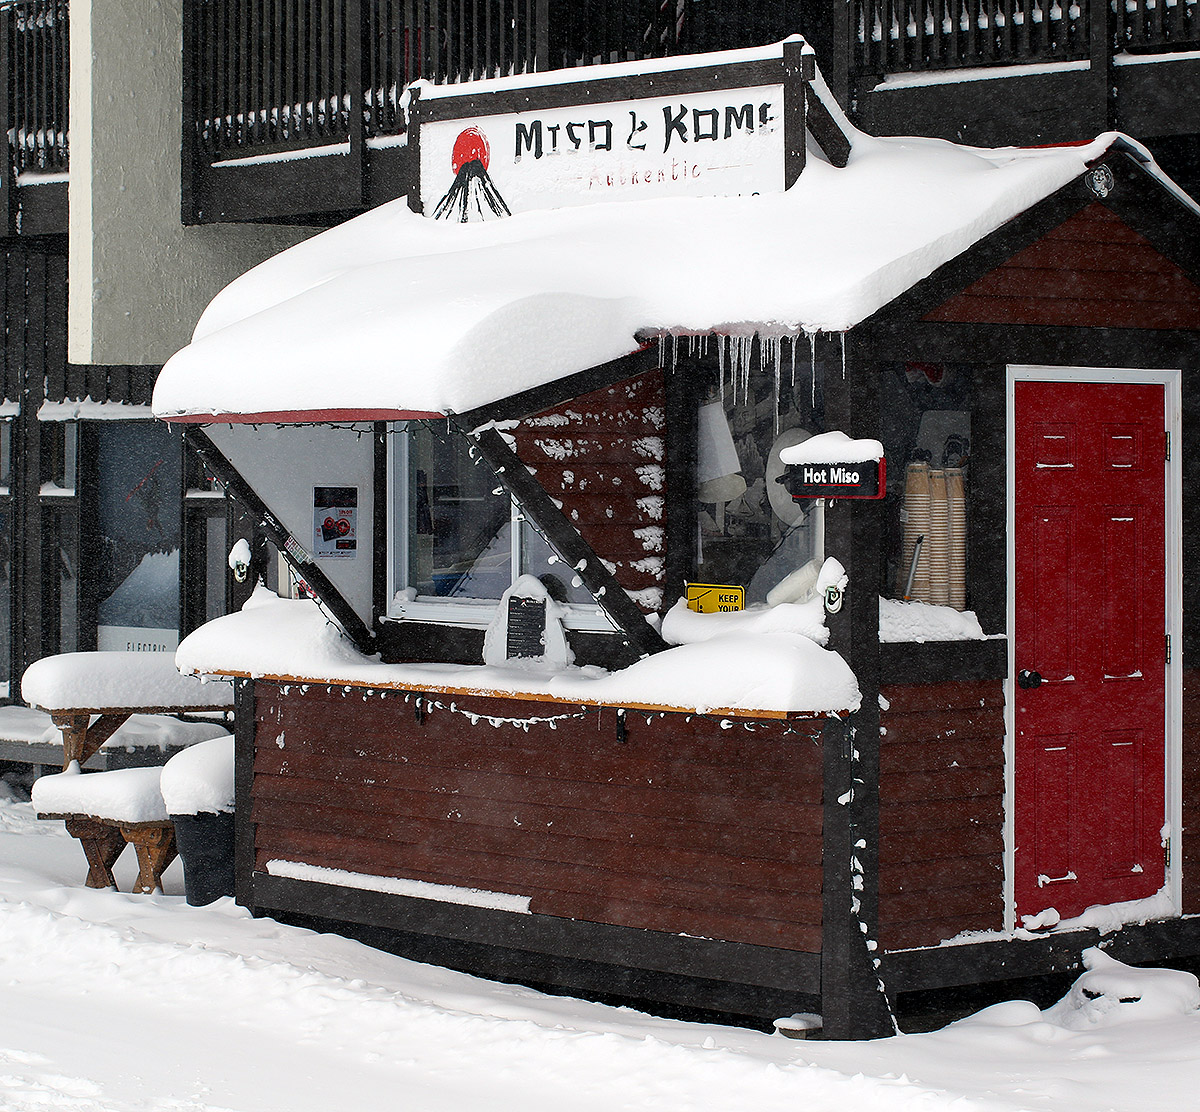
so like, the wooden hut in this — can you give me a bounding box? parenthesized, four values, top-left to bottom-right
(153, 43, 1200, 1038)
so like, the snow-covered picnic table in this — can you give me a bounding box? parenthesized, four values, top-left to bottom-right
(21, 652, 234, 770)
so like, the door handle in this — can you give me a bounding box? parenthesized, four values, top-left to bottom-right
(1018, 669, 1043, 689)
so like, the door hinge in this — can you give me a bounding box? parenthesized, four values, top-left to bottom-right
(1166, 634, 1172, 665)
(1166, 431, 1171, 462)
(1166, 837, 1172, 869)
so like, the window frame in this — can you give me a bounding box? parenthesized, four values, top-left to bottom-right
(384, 422, 614, 632)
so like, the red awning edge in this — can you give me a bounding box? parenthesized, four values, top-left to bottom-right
(160, 408, 445, 425)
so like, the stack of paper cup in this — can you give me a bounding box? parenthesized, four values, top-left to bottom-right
(946, 468, 967, 610)
(900, 462, 931, 600)
(926, 469, 951, 605)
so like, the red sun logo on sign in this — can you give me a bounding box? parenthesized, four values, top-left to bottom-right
(451, 127, 490, 174)
(434, 127, 510, 222)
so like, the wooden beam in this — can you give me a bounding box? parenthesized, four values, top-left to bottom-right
(181, 426, 377, 656)
(470, 425, 668, 663)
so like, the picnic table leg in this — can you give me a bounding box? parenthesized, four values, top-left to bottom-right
(51, 712, 132, 770)
(121, 825, 177, 894)
(53, 714, 91, 769)
(64, 818, 126, 889)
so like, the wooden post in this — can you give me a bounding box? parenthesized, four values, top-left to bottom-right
(817, 332, 893, 1040)
(782, 38, 808, 189)
(53, 713, 91, 767)
(407, 84, 423, 213)
(1088, 0, 1113, 133)
(233, 677, 258, 911)
(347, 0, 366, 206)
(0, 8, 15, 236)
(534, 0, 551, 72)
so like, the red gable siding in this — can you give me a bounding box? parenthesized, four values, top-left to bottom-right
(924, 204, 1200, 330)
(510, 370, 668, 613)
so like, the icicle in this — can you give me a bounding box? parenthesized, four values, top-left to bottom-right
(790, 334, 797, 388)
(773, 341, 781, 439)
(840, 330, 847, 380)
(809, 332, 817, 410)
(718, 335, 726, 403)
(672, 332, 679, 370)
(657, 335, 665, 369)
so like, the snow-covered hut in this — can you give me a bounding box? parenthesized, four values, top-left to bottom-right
(153, 41, 1200, 1037)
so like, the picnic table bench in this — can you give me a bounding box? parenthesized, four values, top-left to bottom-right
(23, 652, 234, 892)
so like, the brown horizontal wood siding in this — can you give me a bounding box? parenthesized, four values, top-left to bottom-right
(879, 679, 1006, 950)
(1183, 669, 1200, 914)
(510, 371, 667, 612)
(924, 204, 1200, 330)
(252, 682, 825, 951)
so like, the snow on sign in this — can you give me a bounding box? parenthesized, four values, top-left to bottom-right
(414, 45, 800, 217)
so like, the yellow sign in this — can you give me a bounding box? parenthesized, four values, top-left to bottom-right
(686, 583, 745, 614)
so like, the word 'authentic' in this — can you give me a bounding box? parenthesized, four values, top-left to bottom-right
(514, 101, 776, 162)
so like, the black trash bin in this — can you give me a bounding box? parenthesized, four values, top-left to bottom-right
(170, 810, 235, 905)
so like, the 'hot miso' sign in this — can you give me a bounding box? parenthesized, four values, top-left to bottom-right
(779, 458, 886, 501)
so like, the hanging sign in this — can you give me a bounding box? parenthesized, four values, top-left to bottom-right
(313, 486, 358, 558)
(412, 44, 809, 218)
(778, 458, 886, 501)
(686, 583, 745, 613)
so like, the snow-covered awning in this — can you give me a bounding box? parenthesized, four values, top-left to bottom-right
(153, 125, 1151, 424)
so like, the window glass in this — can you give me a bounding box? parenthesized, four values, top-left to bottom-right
(879, 362, 971, 608)
(95, 422, 182, 653)
(48, 510, 77, 654)
(693, 342, 826, 604)
(205, 514, 228, 624)
(0, 499, 10, 691)
(406, 423, 510, 601)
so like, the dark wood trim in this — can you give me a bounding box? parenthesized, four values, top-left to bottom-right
(883, 916, 1200, 993)
(782, 39, 807, 188)
(856, 320, 1200, 368)
(455, 346, 657, 429)
(879, 638, 1008, 685)
(182, 426, 377, 655)
(233, 677, 256, 910)
(371, 421, 388, 627)
(0, 11, 15, 238)
(414, 56, 786, 126)
(1102, 152, 1200, 286)
(805, 62, 852, 169)
(470, 426, 668, 662)
(663, 357, 696, 609)
(407, 86, 424, 216)
(250, 871, 822, 994)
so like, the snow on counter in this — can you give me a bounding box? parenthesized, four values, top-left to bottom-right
(21, 651, 235, 712)
(154, 114, 1144, 421)
(879, 598, 986, 643)
(177, 589, 860, 716)
(160, 735, 235, 816)
(32, 763, 168, 823)
(661, 596, 829, 646)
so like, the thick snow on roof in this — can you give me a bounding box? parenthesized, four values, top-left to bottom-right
(176, 589, 860, 716)
(154, 111, 1134, 421)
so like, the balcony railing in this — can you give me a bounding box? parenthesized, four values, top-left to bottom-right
(853, 0, 1199, 75)
(186, 0, 548, 161)
(6, 0, 68, 176)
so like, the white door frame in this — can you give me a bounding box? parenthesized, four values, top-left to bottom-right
(1005, 365, 1183, 931)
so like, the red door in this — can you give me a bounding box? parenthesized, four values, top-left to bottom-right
(1014, 380, 1167, 920)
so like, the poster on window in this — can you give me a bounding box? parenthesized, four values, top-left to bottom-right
(313, 486, 357, 559)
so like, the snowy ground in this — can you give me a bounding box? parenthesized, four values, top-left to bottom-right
(1, 787, 1198, 1112)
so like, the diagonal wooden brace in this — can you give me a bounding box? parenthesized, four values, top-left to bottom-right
(64, 817, 126, 889)
(120, 824, 177, 895)
(52, 712, 132, 769)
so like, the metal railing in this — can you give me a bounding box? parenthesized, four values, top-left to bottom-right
(186, 0, 545, 160)
(6, 0, 68, 176)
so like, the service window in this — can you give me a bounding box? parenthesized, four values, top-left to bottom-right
(387, 422, 605, 628)
(690, 341, 827, 606)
